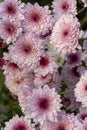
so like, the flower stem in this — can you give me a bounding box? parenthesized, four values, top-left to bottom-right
(78, 7, 86, 14)
(58, 90, 74, 95)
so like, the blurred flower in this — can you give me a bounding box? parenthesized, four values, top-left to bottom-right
(80, 118, 87, 130)
(61, 66, 80, 86)
(77, 107, 87, 121)
(65, 51, 82, 68)
(81, 0, 87, 7)
(74, 71, 87, 107)
(83, 40, 87, 50)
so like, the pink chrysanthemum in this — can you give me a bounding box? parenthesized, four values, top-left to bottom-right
(50, 14, 83, 56)
(62, 86, 81, 111)
(23, 85, 62, 124)
(18, 84, 33, 113)
(52, 0, 77, 20)
(34, 54, 56, 76)
(0, 0, 24, 20)
(8, 33, 43, 70)
(3, 61, 25, 77)
(4, 115, 32, 130)
(34, 73, 52, 87)
(65, 51, 82, 68)
(0, 18, 22, 44)
(5, 71, 34, 95)
(41, 113, 81, 130)
(61, 66, 80, 86)
(22, 3, 53, 35)
(77, 107, 87, 121)
(80, 118, 87, 130)
(74, 71, 87, 107)
(81, 0, 87, 7)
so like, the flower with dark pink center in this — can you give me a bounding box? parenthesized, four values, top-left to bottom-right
(4, 115, 32, 130)
(0, 19, 22, 43)
(0, 0, 24, 20)
(34, 54, 55, 76)
(50, 14, 83, 55)
(52, 0, 77, 20)
(22, 3, 53, 35)
(23, 85, 61, 124)
(65, 51, 82, 68)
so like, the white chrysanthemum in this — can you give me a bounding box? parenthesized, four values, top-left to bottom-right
(81, 0, 87, 7)
(23, 85, 62, 124)
(34, 54, 56, 76)
(52, 0, 77, 20)
(4, 115, 33, 130)
(0, 18, 22, 44)
(41, 113, 81, 130)
(74, 73, 87, 107)
(22, 3, 53, 35)
(0, 0, 24, 20)
(9, 33, 43, 70)
(50, 14, 83, 56)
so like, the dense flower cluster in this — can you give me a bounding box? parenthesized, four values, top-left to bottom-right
(0, 0, 87, 130)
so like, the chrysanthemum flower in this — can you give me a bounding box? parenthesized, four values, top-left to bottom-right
(34, 54, 56, 76)
(3, 61, 25, 76)
(0, 18, 22, 44)
(9, 33, 43, 70)
(52, 0, 77, 20)
(0, 0, 24, 20)
(41, 113, 81, 130)
(65, 51, 82, 68)
(23, 85, 62, 124)
(81, 0, 87, 7)
(61, 66, 80, 86)
(74, 71, 87, 107)
(62, 86, 81, 111)
(5, 71, 34, 95)
(34, 73, 52, 87)
(18, 84, 33, 113)
(4, 115, 32, 130)
(80, 118, 87, 130)
(50, 14, 83, 56)
(22, 3, 53, 35)
(77, 107, 87, 121)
